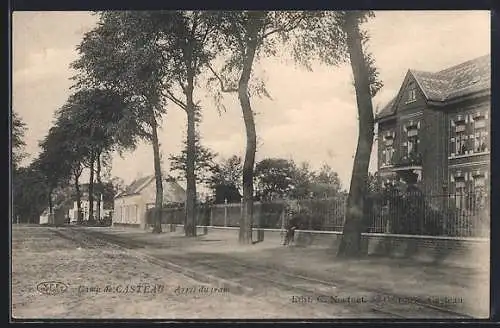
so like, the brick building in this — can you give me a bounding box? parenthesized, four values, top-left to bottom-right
(375, 54, 490, 202)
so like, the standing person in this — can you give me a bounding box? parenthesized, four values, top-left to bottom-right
(283, 199, 300, 246)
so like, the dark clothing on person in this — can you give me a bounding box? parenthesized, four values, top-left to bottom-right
(284, 215, 300, 245)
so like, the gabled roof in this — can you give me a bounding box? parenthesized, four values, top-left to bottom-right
(376, 97, 397, 120)
(115, 176, 155, 198)
(115, 175, 187, 201)
(376, 54, 490, 120)
(163, 179, 187, 203)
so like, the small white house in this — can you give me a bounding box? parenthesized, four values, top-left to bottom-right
(68, 196, 104, 224)
(113, 175, 186, 228)
(39, 210, 50, 225)
(39, 204, 70, 225)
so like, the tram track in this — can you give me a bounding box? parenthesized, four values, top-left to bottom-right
(59, 227, 476, 319)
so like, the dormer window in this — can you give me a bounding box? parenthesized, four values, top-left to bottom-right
(406, 83, 417, 103)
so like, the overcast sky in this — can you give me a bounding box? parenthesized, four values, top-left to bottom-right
(12, 10, 490, 189)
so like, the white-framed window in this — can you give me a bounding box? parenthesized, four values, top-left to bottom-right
(473, 115, 488, 153)
(382, 133, 395, 166)
(472, 173, 487, 210)
(407, 130, 419, 157)
(474, 131, 487, 153)
(455, 123, 466, 133)
(455, 132, 468, 155)
(474, 176, 485, 188)
(385, 147, 394, 165)
(406, 83, 417, 103)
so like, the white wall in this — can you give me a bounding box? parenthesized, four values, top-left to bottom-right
(113, 194, 144, 226)
(69, 200, 104, 222)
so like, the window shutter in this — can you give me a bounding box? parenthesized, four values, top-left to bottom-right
(417, 121, 420, 129)
(450, 175, 454, 182)
(465, 115, 469, 123)
(450, 120, 455, 127)
(485, 172, 488, 179)
(485, 112, 489, 119)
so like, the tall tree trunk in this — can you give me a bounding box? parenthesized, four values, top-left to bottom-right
(88, 151, 95, 222)
(151, 115, 163, 233)
(48, 190, 53, 215)
(96, 151, 102, 222)
(237, 12, 264, 244)
(75, 172, 82, 224)
(337, 13, 375, 258)
(185, 76, 197, 237)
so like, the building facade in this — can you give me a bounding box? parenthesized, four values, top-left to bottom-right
(375, 55, 490, 201)
(113, 175, 186, 228)
(68, 197, 104, 223)
(67, 183, 106, 223)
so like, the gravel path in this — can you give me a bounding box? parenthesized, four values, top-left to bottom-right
(12, 226, 364, 319)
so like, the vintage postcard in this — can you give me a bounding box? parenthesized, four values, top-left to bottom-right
(11, 10, 491, 320)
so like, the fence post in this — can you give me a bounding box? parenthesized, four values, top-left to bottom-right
(442, 184, 448, 234)
(240, 198, 244, 228)
(281, 208, 285, 230)
(224, 198, 228, 227)
(210, 205, 213, 227)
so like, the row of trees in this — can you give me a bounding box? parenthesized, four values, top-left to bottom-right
(169, 143, 344, 202)
(12, 88, 134, 224)
(14, 10, 382, 257)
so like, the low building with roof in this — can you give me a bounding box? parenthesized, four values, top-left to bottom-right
(375, 54, 490, 203)
(112, 175, 186, 228)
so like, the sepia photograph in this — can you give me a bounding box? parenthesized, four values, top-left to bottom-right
(11, 10, 491, 320)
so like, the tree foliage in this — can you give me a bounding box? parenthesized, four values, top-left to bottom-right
(209, 155, 243, 190)
(12, 112, 27, 170)
(71, 12, 167, 144)
(12, 164, 49, 223)
(254, 158, 343, 201)
(254, 158, 295, 200)
(169, 133, 218, 187)
(72, 11, 177, 233)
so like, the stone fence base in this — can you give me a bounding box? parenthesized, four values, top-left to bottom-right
(143, 224, 489, 269)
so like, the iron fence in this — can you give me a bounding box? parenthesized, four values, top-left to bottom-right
(145, 190, 489, 237)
